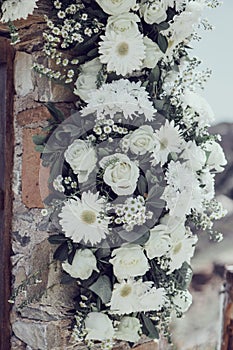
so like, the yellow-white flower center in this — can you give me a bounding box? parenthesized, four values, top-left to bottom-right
(81, 210, 96, 225)
(160, 138, 168, 150)
(117, 42, 129, 56)
(173, 242, 182, 255)
(120, 284, 132, 297)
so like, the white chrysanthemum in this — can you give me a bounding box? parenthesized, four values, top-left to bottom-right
(59, 192, 110, 245)
(62, 249, 99, 280)
(167, 229, 197, 274)
(153, 120, 184, 165)
(202, 140, 227, 173)
(1, 0, 38, 22)
(109, 279, 166, 314)
(162, 161, 203, 216)
(181, 140, 206, 172)
(181, 90, 215, 127)
(115, 316, 141, 343)
(99, 31, 145, 76)
(85, 312, 114, 341)
(81, 79, 156, 122)
(110, 244, 149, 279)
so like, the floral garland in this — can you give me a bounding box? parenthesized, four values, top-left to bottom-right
(1, 0, 227, 348)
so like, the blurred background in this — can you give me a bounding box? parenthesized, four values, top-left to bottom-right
(172, 2, 233, 349)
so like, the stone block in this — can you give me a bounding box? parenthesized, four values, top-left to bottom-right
(22, 128, 49, 208)
(15, 52, 34, 97)
(17, 106, 51, 127)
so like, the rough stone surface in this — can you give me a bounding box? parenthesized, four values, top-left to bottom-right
(15, 52, 34, 97)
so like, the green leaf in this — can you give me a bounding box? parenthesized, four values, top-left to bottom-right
(149, 65, 160, 83)
(33, 134, 47, 146)
(137, 175, 148, 196)
(48, 234, 68, 245)
(89, 275, 112, 304)
(61, 272, 76, 284)
(45, 102, 65, 123)
(53, 242, 69, 261)
(141, 314, 159, 339)
(35, 145, 45, 153)
(132, 231, 150, 245)
(157, 33, 168, 53)
(96, 248, 111, 259)
(157, 21, 170, 31)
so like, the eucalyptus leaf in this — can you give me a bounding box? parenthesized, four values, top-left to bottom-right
(157, 33, 168, 53)
(141, 314, 159, 339)
(48, 234, 68, 245)
(89, 275, 112, 304)
(53, 242, 69, 261)
(137, 175, 148, 196)
(33, 134, 47, 146)
(45, 102, 65, 123)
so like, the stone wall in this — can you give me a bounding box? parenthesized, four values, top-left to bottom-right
(3, 8, 161, 350)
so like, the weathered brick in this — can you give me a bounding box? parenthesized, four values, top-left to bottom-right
(22, 128, 49, 208)
(17, 106, 51, 127)
(134, 341, 159, 350)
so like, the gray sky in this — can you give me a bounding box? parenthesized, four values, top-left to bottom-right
(192, 1, 233, 124)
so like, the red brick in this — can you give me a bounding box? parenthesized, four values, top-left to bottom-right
(17, 106, 51, 127)
(134, 341, 159, 350)
(22, 128, 49, 208)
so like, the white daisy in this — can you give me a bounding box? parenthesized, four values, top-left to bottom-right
(1, 0, 38, 22)
(167, 229, 197, 274)
(99, 31, 145, 76)
(109, 279, 166, 314)
(59, 191, 110, 245)
(153, 120, 184, 165)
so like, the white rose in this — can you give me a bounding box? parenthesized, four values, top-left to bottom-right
(85, 312, 114, 341)
(203, 140, 227, 173)
(110, 244, 149, 279)
(182, 140, 206, 171)
(64, 140, 97, 183)
(144, 225, 171, 259)
(124, 125, 156, 155)
(62, 249, 99, 280)
(173, 290, 192, 313)
(115, 317, 141, 343)
(106, 13, 140, 35)
(140, 1, 168, 24)
(99, 153, 140, 196)
(74, 58, 102, 101)
(96, 0, 137, 15)
(142, 36, 164, 69)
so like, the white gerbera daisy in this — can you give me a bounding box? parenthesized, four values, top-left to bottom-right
(1, 0, 38, 22)
(59, 191, 110, 245)
(99, 31, 145, 76)
(167, 229, 197, 274)
(153, 120, 184, 165)
(109, 279, 166, 314)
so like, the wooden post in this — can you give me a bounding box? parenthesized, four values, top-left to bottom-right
(220, 266, 233, 350)
(0, 37, 14, 350)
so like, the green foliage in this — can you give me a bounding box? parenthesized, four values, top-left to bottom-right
(89, 275, 112, 304)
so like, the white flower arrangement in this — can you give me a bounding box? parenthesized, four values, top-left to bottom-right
(1, 0, 227, 348)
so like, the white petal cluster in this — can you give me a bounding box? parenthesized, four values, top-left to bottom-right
(82, 79, 156, 122)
